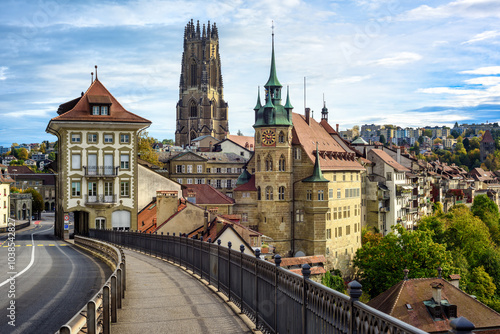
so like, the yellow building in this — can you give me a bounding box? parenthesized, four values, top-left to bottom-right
(46, 77, 151, 237)
(0, 164, 13, 228)
(233, 35, 364, 273)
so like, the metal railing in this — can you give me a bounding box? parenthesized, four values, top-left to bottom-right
(85, 195, 117, 205)
(89, 229, 427, 334)
(83, 166, 119, 177)
(57, 236, 125, 334)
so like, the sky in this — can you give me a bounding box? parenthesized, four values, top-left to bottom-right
(1, 0, 500, 147)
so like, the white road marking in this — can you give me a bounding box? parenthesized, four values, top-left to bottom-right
(0, 225, 54, 288)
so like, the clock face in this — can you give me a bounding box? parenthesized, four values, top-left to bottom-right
(261, 129, 276, 146)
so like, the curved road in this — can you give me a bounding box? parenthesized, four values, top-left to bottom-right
(0, 219, 111, 334)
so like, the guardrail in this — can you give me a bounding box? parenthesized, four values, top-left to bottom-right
(56, 236, 125, 334)
(89, 229, 428, 334)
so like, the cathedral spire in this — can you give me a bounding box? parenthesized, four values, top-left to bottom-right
(321, 95, 328, 122)
(284, 86, 293, 110)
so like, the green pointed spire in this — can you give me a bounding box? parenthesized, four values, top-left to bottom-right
(284, 86, 293, 109)
(303, 143, 329, 183)
(254, 87, 262, 111)
(264, 29, 282, 88)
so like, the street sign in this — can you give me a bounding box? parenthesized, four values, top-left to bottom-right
(64, 214, 69, 222)
(64, 224, 69, 230)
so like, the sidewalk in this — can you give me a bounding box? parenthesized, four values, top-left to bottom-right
(112, 249, 253, 333)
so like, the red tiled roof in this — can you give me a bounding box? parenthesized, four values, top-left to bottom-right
(482, 130, 495, 143)
(233, 174, 258, 191)
(289, 267, 326, 275)
(50, 79, 151, 124)
(369, 149, 410, 172)
(182, 184, 235, 205)
(368, 278, 500, 332)
(227, 134, 255, 150)
(292, 113, 364, 171)
(138, 201, 157, 232)
(275, 255, 327, 267)
(319, 119, 337, 135)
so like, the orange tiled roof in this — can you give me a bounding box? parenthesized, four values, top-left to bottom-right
(227, 134, 255, 150)
(482, 130, 495, 143)
(289, 267, 326, 275)
(370, 149, 410, 172)
(50, 79, 151, 124)
(292, 113, 364, 171)
(183, 184, 235, 205)
(275, 255, 327, 267)
(138, 201, 157, 232)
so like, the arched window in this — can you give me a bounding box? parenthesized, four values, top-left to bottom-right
(279, 154, 286, 172)
(265, 154, 273, 171)
(266, 186, 273, 200)
(190, 102, 197, 118)
(279, 131, 285, 143)
(190, 61, 197, 87)
(257, 155, 261, 172)
(257, 186, 261, 200)
(295, 209, 304, 222)
(278, 186, 285, 200)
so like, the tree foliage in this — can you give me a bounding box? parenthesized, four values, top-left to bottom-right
(353, 225, 455, 298)
(23, 188, 43, 214)
(138, 132, 163, 167)
(321, 272, 346, 293)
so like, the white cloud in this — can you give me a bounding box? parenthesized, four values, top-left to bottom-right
(331, 75, 372, 84)
(462, 30, 500, 44)
(0, 66, 7, 80)
(401, 0, 500, 21)
(461, 66, 500, 75)
(464, 76, 500, 86)
(364, 52, 422, 66)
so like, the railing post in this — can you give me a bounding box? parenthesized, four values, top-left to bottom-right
(117, 268, 122, 309)
(111, 275, 117, 322)
(200, 236, 203, 279)
(240, 244, 245, 313)
(120, 262, 126, 298)
(208, 238, 212, 286)
(255, 248, 261, 330)
(103, 285, 110, 334)
(228, 241, 232, 302)
(59, 325, 71, 334)
(302, 263, 311, 334)
(161, 232, 164, 260)
(348, 280, 362, 334)
(87, 300, 97, 334)
(448, 317, 475, 334)
(274, 254, 282, 332)
(217, 239, 221, 292)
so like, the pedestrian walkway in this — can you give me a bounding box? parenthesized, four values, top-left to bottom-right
(112, 249, 253, 333)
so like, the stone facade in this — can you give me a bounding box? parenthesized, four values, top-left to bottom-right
(175, 20, 229, 147)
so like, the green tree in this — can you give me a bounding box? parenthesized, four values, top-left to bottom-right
(379, 134, 386, 144)
(48, 152, 56, 160)
(40, 143, 46, 154)
(472, 195, 500, 244)
(353, 225, 455, 298)
(18, 148, 28, 160)
(468, 266, 496, 300)
(321, 271, 345, 293)
(23, 188, 43, 219)
(423, 129, 433, 137)
(470, 137, 481, 150)
(162, 139, 174, 145)
(237, 129, 244, 136)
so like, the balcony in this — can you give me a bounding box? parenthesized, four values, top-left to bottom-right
(379, 207, 390, 213)
(85, 195, 117, 206)
(83, 166, 119, 178)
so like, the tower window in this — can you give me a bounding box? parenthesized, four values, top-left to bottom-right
(279, 155, 286, 172)
(266, 186, 273, 200)
(278, 186, 285, 200)
(278, 131, 285, 143)
(190, 62, 197, 87)
(190, 104, 197, 118)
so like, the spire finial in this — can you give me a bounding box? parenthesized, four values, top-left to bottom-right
(91, 72, 93, 84)
(95, 65, 98, 80)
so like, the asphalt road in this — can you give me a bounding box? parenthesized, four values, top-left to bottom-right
(0, 219, 111, 334)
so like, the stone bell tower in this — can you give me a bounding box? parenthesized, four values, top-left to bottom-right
(175, 19, 229, 147)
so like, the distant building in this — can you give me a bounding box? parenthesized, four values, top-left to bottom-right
(480, 130, 495, 161)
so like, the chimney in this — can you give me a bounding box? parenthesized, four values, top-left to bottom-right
(336, 124, 339, 132)
(431, 282, 443, 304)
(305, 108, 310, 125)
(396, 147, 401, 164)
(204, 209, 209, 234)
(403, 268, 409, 280)
(449, 274, 461, 289)
(156, 191, 179, 231)
(216, 219, 224, 234)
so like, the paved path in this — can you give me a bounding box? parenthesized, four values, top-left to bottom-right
(112, 249, 253, 333)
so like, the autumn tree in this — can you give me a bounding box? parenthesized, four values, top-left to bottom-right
(138, 131, 162, 167)
(23, 188, 43, 219)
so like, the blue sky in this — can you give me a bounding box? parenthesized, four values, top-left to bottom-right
(1, 0, 500, 147)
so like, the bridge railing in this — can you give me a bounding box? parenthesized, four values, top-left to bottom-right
(56, 236, 125, 334)
(89, 228, 428, 334)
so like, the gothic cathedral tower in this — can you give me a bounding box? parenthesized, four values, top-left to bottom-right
(175, 20, 229, 147)
(253, 31, 294, 255)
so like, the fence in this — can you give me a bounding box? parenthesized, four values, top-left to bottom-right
(57, 236, 125, 334)
(88, 229, 432, 334)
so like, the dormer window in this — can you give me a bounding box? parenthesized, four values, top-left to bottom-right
(92, 106, 100, 115)
(87, 95, 112, 115)
(101, 106, 108, 115)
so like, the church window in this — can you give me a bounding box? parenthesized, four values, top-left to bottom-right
(257, 155, 261, 172)
(278, 186, 285, 200)
(190, 62, 197, 87)
(279, 155, 286, 171)
(266, 186, 273, 200)
(257, 186, 261, 200)
(190, 103, 197, 118)
(265, 154, 273, 171)
(278, 131, 285, 143)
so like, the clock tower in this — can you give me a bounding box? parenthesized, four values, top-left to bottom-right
(252, 30, 294, 254)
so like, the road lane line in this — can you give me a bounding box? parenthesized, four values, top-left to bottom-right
(0, 225, 54, 288)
